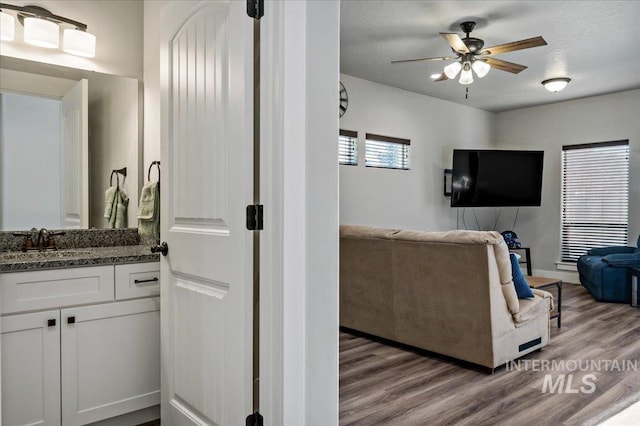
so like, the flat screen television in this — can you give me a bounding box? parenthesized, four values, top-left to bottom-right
(451, 149, 544, 207)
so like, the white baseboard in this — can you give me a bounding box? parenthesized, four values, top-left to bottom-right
(88, 405, 159, 426)
(531, 269, 580, 284)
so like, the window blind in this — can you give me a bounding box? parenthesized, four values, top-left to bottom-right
(339, 129, 357, 166)
(561, 141, 629, 262)
(365, 133, 410, 170)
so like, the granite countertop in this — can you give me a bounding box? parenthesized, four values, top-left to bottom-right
(0, 245, 160, 272)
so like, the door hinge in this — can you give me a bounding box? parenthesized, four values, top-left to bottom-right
(247, 0, 264, 19)
(246, 204, 264, 231)
(246, 411, 264, 426)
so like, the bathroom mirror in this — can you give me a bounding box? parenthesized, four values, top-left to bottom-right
(0, 56, 141, 231)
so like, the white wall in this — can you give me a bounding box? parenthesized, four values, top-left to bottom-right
(339, 74, 496, 231)
(304, 3, 339, 424)
(495, 89, 640, 276)
(1, 92, 61, 229)
(88, 74, 140, 228)
(0, 0, 143, 80)
(142, 0, 167, 181)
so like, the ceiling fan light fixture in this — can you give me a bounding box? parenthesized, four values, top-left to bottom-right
(444, 61, 462, 79)
(0, 10, 15, 40)
(542, 77, 571, 92)
(459, 62, 473, 85)
(472, 59, 490, 78)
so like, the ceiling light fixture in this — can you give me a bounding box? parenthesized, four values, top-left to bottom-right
(442, 54, 490, 85)
(542, 77, 571, 92)
(0, 3, 96, 57)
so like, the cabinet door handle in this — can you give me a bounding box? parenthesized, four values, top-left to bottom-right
(67, 316, 76, 324)
(48, 319, 56, 327)
(134, 277, 159, 284)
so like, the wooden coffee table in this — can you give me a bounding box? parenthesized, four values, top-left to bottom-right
(527, 276, 562, 328)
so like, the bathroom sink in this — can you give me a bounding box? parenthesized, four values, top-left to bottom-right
(0, 250, 93, 261)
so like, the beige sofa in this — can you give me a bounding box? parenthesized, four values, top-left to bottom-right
(340, 225, 553, 370)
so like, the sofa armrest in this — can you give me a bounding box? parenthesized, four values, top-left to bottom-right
(532, 289, 554, 311)
(588, 246, 636, 256)
(602, 253, 640, 267)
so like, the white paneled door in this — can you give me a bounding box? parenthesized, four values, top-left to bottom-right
(160, 1, 254, 424)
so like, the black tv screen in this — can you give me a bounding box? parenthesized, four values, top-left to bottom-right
(451, 149, 544, 207)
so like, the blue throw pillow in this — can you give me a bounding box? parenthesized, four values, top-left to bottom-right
(510, 253, 534, 299)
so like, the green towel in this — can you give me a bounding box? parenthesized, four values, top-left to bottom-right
(104, 186, 116, 219)
(138, 181, 160, 241)
(105, 186, 129, 229)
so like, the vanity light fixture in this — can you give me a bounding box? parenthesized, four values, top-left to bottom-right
(24, 16, 59, 48)
(0, 3, 96, 57)
(0, 9, 14, 40)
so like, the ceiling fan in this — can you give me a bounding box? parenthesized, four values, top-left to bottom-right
(391, 21, 547, 84)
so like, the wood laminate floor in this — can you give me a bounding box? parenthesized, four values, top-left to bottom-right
(340, 283, 640, 426)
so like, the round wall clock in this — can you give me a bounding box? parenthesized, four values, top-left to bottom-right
(339, 81, 348, 117)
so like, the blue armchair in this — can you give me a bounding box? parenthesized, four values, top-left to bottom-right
(577, 235, 640, 303)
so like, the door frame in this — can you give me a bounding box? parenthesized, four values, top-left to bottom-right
(258, 1, 340, 424)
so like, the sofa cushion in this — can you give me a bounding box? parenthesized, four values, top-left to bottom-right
(602, 253, 640, 267)
(588, 246, 636, 256)
(392, 229, 504, 245)
(340, 224, 399, 240)
(510, 254, 534, 299)
(513, 294, 550, 326)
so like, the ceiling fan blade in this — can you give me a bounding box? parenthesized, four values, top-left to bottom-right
(485, 57, 527, 74)
(480, 36, 547, 56)
(391, 56, 454, 64)
(433, 73, 449, 82)
(440, 33, 469, 53)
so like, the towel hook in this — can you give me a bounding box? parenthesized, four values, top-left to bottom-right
(110, 167, 127, 189)
(110, 171, 119, 189)
(148, 161, 161, 182)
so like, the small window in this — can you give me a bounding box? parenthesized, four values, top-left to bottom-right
(365, 133, 410, 170)
(339, 129, 358, 166)
(561, 140, 630, 262)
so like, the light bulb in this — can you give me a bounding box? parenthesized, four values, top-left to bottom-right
(443, 61, 462, 79)
(1, 11, 15, 41)
(24, 17, 59, 48)
(63, 28, 96, 57)
(472, 60, 490, 78)
(459, 62, 473, 85)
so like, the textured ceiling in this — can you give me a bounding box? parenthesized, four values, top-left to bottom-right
(340, 1, 640, 112)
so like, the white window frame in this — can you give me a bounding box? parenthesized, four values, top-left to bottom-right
(560, 140, 630, 262)
(364, 133, 410, 170)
